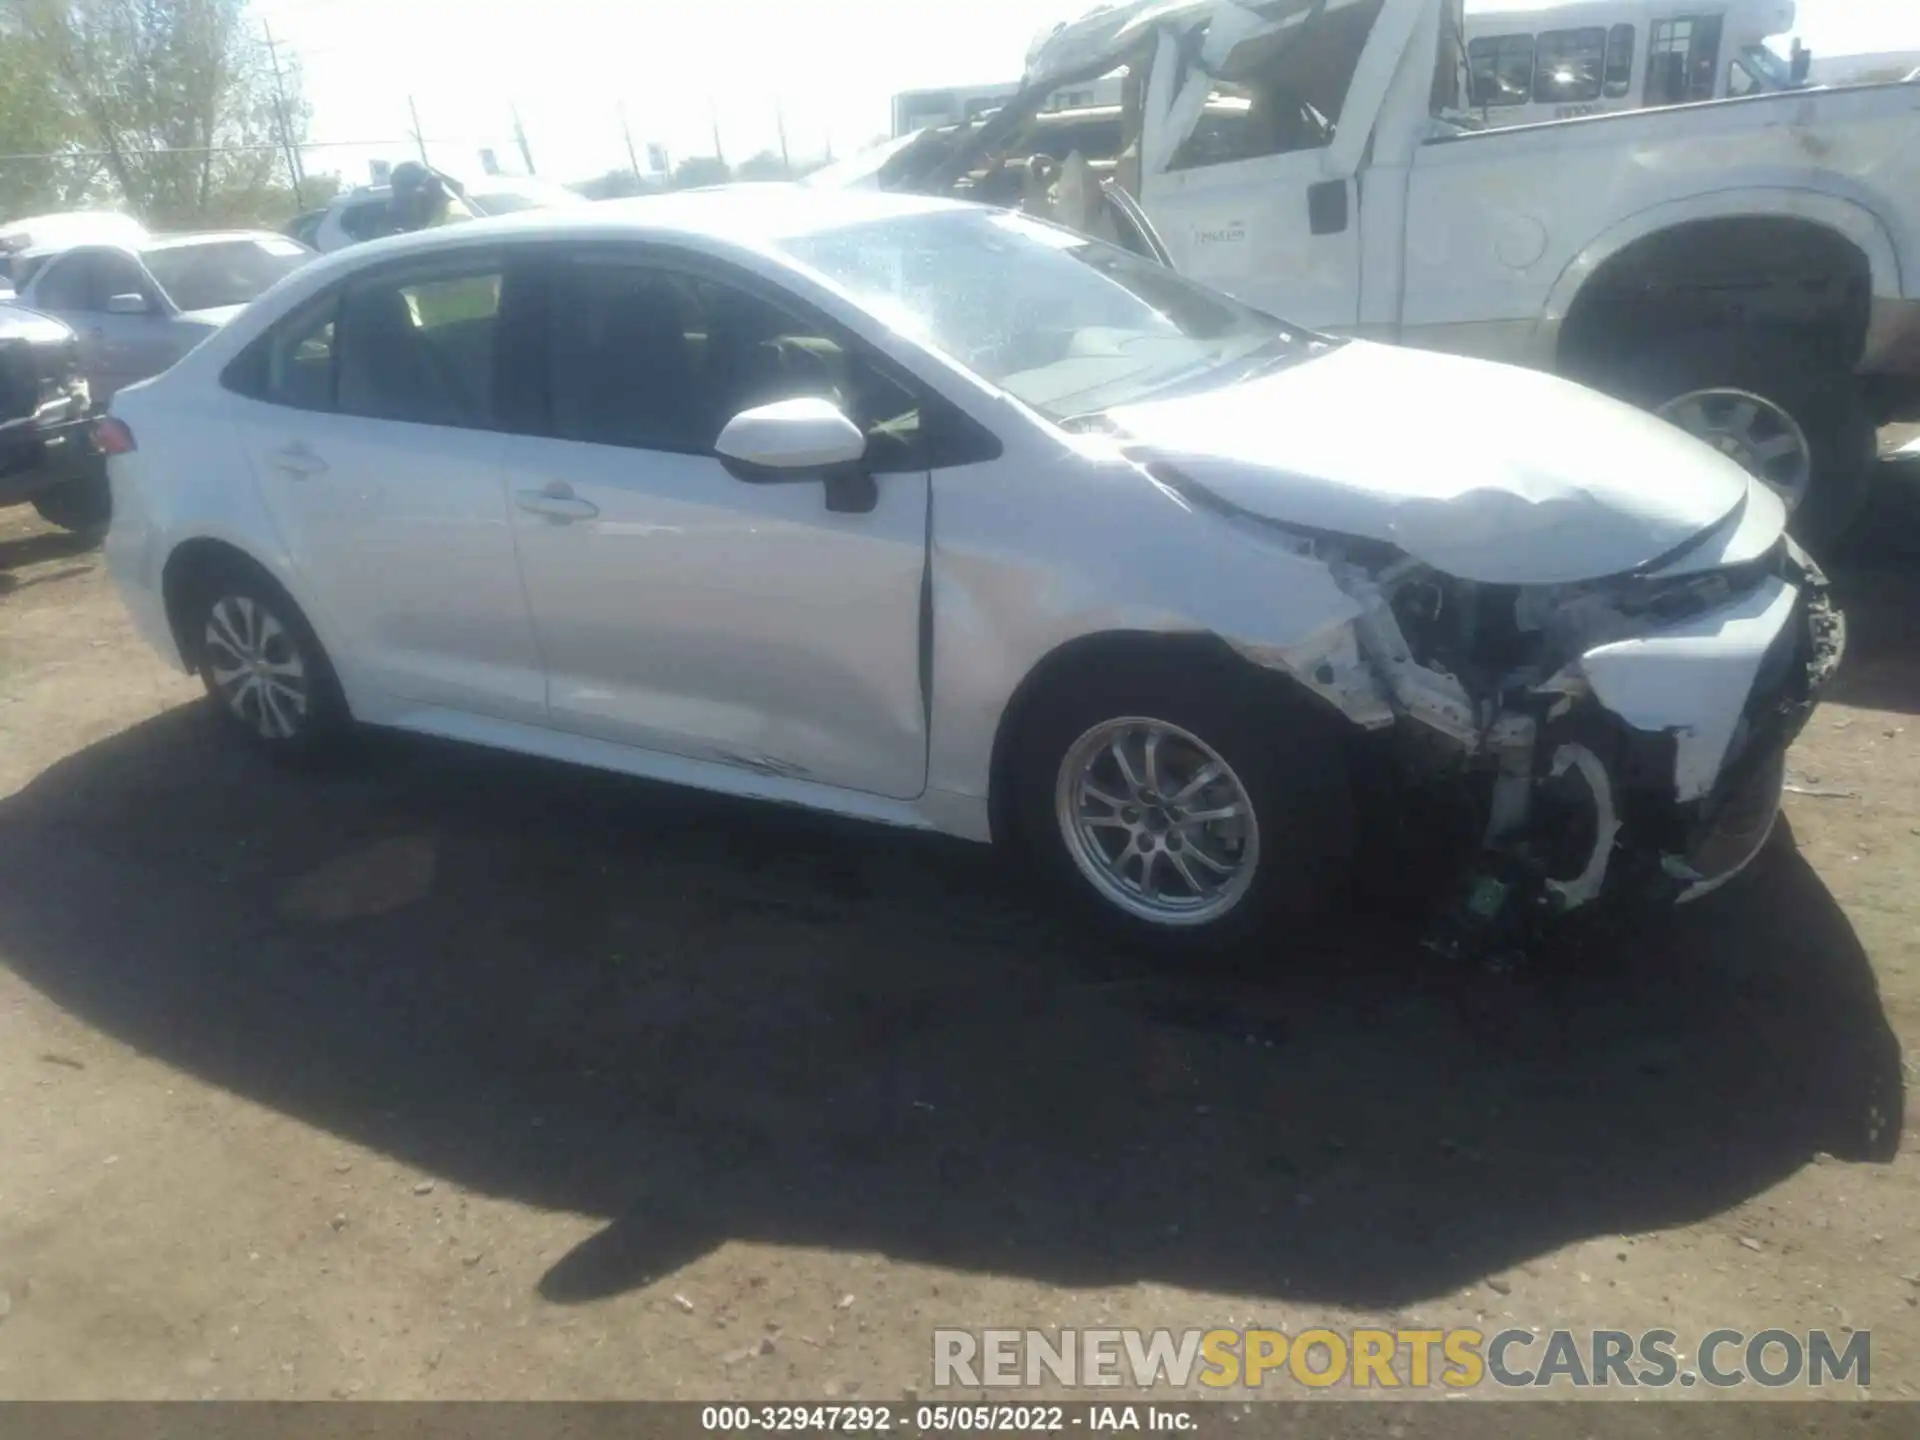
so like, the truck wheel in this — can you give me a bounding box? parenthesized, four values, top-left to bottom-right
(30, 472, 111, 536)
(1614, 330, 1875, 553)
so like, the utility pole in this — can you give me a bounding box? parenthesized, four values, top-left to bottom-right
(262, 21, 305, 207)
(511, 103, 535, 174)
(618, 103, 642, 180)
(775, 100, 790, 174)
(708, 99, 726, 167)
(408, 95, 429, 166)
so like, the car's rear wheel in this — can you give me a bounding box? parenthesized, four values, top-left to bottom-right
(1012, 659, 1353, 956)
(187, 568, 349, 759)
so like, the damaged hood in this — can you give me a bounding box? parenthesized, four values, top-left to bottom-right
(1106, 341, 1759, 584)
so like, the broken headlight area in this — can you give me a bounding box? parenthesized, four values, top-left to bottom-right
(1267, 538, 1841, 958)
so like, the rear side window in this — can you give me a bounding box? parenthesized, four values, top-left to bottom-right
(335, 267, 502, 429)
(223, 294, 338, 410)
(338, 201, 393, 243)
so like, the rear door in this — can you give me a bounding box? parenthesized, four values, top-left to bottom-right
(228, 251, 546, 722)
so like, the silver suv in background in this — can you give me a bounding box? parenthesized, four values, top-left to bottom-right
(13, 230, 314, 402)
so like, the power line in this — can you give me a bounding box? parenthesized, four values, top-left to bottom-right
(0, 137, 493, 163)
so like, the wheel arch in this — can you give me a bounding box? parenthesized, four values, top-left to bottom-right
(984, 627, 1328, 845)
(160, 535, 308, 671)
(1541, 191, 1900, 368)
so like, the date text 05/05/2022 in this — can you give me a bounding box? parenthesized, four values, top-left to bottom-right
(700, 1404, 1196, 1433)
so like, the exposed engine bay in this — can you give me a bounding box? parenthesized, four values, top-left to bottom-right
(1141, 454, 1846, 957)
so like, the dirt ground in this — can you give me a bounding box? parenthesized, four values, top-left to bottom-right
(1, 452, 1918, 1404)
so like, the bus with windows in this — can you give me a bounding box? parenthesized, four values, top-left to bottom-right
(1464, 0, 1803, 123)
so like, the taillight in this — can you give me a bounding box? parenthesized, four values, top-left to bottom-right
(93, 416, 136, 455)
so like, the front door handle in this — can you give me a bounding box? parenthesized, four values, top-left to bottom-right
(515, 484, 600, 523)
(269, 442, 329, 479)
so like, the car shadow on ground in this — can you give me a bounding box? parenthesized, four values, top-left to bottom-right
(1825, 457, 1920, 715)
(0, 702, 1903, 1311)
(0, 525, 98, 596)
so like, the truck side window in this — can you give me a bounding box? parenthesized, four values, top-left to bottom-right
(1163, 3, 1380, 170)
(1603, 24, 1636, 98)
(1534, 28, 1607, 105)
(1468, 35, 1536, 108)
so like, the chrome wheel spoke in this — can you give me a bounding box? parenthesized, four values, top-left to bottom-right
(1170, 761, 1222, 805)
(1723, 398, 1759, 438)
(1081, 782, 1130, 811)
(1180, 802, 1246, 825)
(1141, 729, 1164, 795)
(1751, 432, 1801, 463)
(1167, 848, 1206, 897)
(1182, 841, 1236, 876)
(1109, 736, 1144, 795)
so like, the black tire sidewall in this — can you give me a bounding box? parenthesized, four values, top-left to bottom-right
(1009, 657, 1353, 958)
(189, 567, 350, 759)
(1607, 329, 1875, 553)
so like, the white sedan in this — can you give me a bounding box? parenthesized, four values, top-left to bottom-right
(101, 187, 1839, 952)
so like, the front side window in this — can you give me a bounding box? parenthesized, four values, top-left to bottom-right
(546, 258, 923, 468)
(781, 208, 1298, 422)
(1603, 23, 1637, 97)
(1534, 28, 1607, 104)
(336, 266, 502, 428)
(141, 238, 309, 313)
(1469, 35, 1537, 108)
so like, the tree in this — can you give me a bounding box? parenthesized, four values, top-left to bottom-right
(668, 155, 731, 190)
(0, 11, 99, 215)
(733, 150, 791, 182)
(571, 168, 658, 201)
(6, 0, 313, 228)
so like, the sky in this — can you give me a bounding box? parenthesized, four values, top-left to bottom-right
(257, 0, 1920, 189)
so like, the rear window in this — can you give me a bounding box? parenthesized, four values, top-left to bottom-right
(142, 238, 311, 312)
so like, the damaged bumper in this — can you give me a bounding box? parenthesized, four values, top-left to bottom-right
(1255, 537, 1843, 923)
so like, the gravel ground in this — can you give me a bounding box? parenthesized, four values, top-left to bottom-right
(0, 457, 1917, 1404)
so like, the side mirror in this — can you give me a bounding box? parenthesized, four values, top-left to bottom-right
(715, 398, 876, 514)
(105, 292, 151, 315)
(716, 397, 867, 469)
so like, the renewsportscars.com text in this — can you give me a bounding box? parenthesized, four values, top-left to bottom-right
(933, 1327, 1870, 1390)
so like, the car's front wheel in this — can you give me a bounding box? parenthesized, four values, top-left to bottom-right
(1013, 659, 1353, 956)
(188, 568, 349, 759)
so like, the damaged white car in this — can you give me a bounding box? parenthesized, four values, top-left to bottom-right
(102, 188, 1842, 953)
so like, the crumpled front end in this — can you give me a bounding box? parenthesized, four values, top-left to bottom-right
(1232, 523, 1843, 944)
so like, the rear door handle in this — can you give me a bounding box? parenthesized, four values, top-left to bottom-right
(516, 485, 599, 523)
(269, 442, 329, 479)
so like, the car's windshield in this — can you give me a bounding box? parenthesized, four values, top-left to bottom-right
(780, 208, 1299, 421)
(141, 236, 311, 312)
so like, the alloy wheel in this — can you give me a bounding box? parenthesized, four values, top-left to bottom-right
(204, 594, 310, 740)
(1054, 717, 1261, 927)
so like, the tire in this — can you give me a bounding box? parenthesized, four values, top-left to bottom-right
(1009, 655, 1355, 958)
(1606, 328, 1876, 554)
(184, 562, 350, 761)
(30, 470, 110, 536)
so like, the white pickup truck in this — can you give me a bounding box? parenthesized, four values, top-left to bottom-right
(860, 0, 1920, 546)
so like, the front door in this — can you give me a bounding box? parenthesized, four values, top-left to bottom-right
(501, 250, 932, 801)
(1133, 16, 1364, 331)
(232, 255, 546, 723)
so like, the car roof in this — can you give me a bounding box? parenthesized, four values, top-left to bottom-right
(22, 229, 296, 262)
(307, 184, 974, 270)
